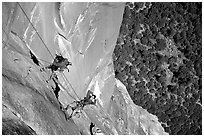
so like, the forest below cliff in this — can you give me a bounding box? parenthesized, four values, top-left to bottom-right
(113, 2, 202, 135)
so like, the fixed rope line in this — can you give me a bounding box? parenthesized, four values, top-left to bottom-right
(16, 2, 80, 101)
(61, 73, 80, 100)
(17, 2, 54, 59)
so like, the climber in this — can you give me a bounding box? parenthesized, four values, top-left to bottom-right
(46, 53, 72, 73)
(41, 53, 72, 81)
(64, 90, 97, 120)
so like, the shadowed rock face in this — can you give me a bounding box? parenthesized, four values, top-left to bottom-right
(2, 2, 168, 135)
(2, 119, 37, 135)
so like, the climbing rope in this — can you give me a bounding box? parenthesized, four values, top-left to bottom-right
(17, 2, 54, 59)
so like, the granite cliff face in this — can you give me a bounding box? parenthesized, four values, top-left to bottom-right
(2, 2, 167, 135)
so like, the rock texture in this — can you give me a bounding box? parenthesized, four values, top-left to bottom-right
(2, 2, 168, 135)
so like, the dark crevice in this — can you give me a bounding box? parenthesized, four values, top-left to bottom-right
(90, 122, 95, 135)
(50, 75, 70, 121)
(11, 30, 17, 36)
(29, 51, 40, 66)
(58, 33, 67, 40)
(52, 76, 60, 100)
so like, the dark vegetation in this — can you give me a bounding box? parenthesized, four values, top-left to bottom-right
(52, 76, 60, 100)
(113, 2, 202, 135)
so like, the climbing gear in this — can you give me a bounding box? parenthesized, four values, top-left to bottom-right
(42, 54, 72, 81)
(64, 90, 96, 120)
(45, 54, 72, 73)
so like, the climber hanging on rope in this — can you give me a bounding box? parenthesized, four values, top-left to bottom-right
(63, 90, 97, 120)
(45, 53, 72, 73)
(41, 53, 72, 81)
